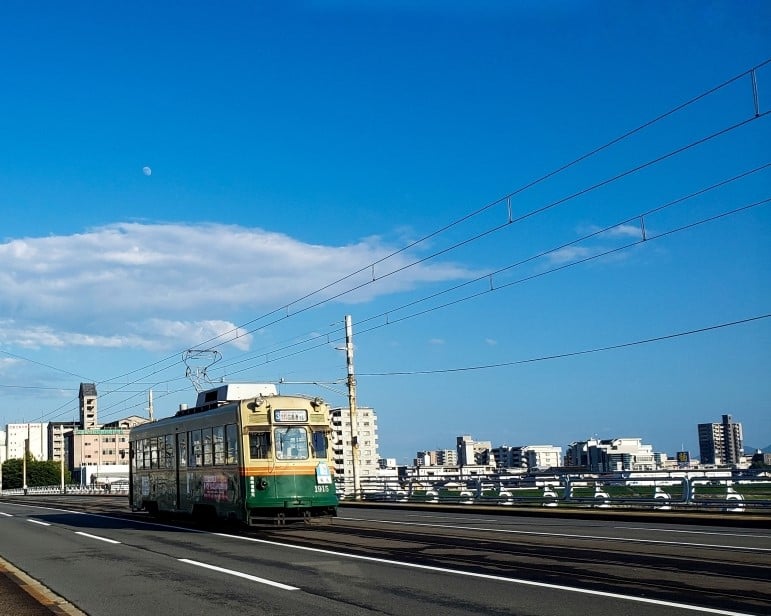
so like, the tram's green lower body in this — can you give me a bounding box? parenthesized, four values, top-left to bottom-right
(133, 468, 337, 523)
(243, 473, 338, 523)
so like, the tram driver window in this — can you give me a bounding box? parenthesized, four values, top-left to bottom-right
(249, 431, 271, 459)
(311, 430, 328, 458)
(275, 427, 309, 460)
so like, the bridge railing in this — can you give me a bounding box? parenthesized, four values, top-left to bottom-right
(338, 474, 771, 513)
(0, 484, 129, 496)
(5, 475, 769, 513)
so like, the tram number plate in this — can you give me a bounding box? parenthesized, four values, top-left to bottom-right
(314, 485, 330, 493)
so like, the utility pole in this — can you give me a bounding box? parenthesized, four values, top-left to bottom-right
(147, 389, 155, 421)
(344, 315, 361, 500)
(23, 424, 29, 495)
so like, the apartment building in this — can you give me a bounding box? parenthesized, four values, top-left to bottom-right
(457, 435, 493, 466)
(698, 414, 744, 465)
(415, 449, 457, 466)
(6, 423, 48, 461)
(565, 438, 658, 472)
(330, 406, 380, 495)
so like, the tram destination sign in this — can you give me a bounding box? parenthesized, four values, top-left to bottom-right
(273, 409, 308, 423)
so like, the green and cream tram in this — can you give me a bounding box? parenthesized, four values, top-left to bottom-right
(129, 384, 338, 524)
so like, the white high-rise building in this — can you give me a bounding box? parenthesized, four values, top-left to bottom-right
(6, 423, 49, 461)
(521, 445, 562, 470)
(457, 435, 493, 466)
(330, 406, 380, 496)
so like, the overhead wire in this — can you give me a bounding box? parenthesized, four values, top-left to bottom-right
(356, 313, 771, 376)
(199, 109, 771, 355)
(205, 195, 771, 378)
(25, 58, 771, 420)
(86, 59, 771, 376)
(201, 163, 771, 379)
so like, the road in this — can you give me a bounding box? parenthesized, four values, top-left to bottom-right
(0, 496, 769, 615)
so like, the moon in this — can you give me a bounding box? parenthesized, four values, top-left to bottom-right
(142, 166, 152, 176)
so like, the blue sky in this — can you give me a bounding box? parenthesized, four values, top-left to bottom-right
(0, 2, 769, 463)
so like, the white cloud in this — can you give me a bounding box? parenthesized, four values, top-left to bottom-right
(580, 222, 645, 239)
(602, 223, 645, 239)
(485, 338, 497, 346)
(428, 338, 445, 345)
(0, 222, 474, 352)
(545, 246, 594, 265)
(0, 357, 21, 373)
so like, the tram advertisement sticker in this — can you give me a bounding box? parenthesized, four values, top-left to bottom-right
(202, 475, 229, 502)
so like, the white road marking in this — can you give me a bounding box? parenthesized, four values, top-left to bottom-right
(213, 532, 756, 616)
(74, 531, 121, 545)
(4, 501, 764, 614)
(0, 512, 13, 517)
(618, 526, 770, 539)
(178, 558, 298, 590)
(339, 516, 771, 552)
(27, 519, 51, 526)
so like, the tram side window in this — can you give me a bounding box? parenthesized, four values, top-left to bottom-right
(249, 431, 271, 459)
(150, 437, 160, 469)
(130, 441, 138, 469)
(190, 430, 202, 467)
(275, 427, 309, 460)
(142, 439, 150, 470)
(311, 430, 328, 458)
(225, 424, 238, 464)
(203, 428, 213, 466)
(213, 426, 225, 465)
(135, 440, 143, 469)
(178, 433, 187, 468)
(164, 434, 174, 468)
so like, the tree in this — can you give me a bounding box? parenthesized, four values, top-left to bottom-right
(1, 458, 23, 489)
(1, 455, 72, 489)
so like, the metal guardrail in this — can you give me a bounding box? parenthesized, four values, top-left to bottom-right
(338, 475, 771, 513)
(0, 484, 129, 496)
(5, 475, 770, 514)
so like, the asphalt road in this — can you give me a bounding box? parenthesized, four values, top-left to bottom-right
(0, 497, 769, 615)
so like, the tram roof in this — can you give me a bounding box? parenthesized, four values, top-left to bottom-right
(194, 383, 278, 407)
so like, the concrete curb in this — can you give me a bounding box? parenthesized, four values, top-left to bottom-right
(0, 557, 87, 616)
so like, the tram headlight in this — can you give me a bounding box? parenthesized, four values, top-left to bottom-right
(258, 478, 269, 490)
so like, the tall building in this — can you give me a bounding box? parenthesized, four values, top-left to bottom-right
(79, 382, 99, 429)
(520, 445, 563, 470)
(68, 415, 149, 484)
(330, 406, 380, 495)
(565, 438, 657, 472)
(456, 435, 492, 466)
(491, 444, 562, 471)
(698, 414, 743, 465)
(415, 449, 457, 467)
(48, 421, 77, 463)
(5, 423, 49, 461)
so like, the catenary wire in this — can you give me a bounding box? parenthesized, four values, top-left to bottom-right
(26, 60, 771, 419)
(357, 313, 771, 376)
(206, 196, 771, 380)
(207, 162, 771, 373)
(80, 59, 771, 386)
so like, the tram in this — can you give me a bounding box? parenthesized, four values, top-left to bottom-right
(129, 383, 338, 524)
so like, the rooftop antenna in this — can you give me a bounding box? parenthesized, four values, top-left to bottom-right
(183, 349, 222, 392)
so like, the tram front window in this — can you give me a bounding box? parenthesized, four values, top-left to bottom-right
(249, 431, 271, 459)
(275, 427, 308, 460)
